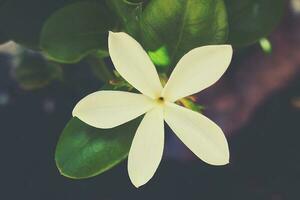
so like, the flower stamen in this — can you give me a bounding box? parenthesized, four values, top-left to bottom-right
(157, 97, 165, 104)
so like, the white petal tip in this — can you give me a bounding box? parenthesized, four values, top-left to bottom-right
(129, 173, 148, 188)
(108, 31, 118, 43)
(71, 106, 78, 117)
(108, 31, 123, 38)
(108, 31, 115, 36)
(216, 45, 233, 56)
(131, 180, 144, 188)
(72, 105, 86, 122)
(223, 44, 233, 53)
(215, 159, 230, 166)
(211, 44, 233, 56)
(206, 161, 229, 166)
(207, 152, 230, 166)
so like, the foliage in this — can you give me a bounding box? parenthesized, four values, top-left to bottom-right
(40, 1, 114, 63)
(0, 0, 75, 48)
(140, 0, 229, 66)
(56, 117, 141, 178)
(225, 0, 285, 47)
(15, 52, 62, 90)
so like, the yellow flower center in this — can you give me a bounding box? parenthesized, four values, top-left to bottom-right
(156, 97, 165, 104)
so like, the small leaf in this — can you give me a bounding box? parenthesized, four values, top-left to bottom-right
(40, 1, 115, 63)
(55, 117, 141, 179)
(225, 0, 285, 47)
(179, 98, 205, 113)
(140, 0, 228, 65)
(15, 53, 62, 90)
(148, 46, 170, 70)
(259, 38, 272, 54)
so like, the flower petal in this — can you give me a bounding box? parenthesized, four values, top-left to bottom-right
(108, 32, 163, 98)
(162, 45, 233, 102)
(72, 91, 154, 129)
(164, 103, 229, 165)
(128, 107, 164, 188)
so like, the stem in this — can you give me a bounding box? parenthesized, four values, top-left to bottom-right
(88, 54, 114, 83)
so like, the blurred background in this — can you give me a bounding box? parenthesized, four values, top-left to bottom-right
(1, 0, 300, 199)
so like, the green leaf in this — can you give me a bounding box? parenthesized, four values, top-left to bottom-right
(0, 0, 75, 48)
(40, 1, 115, 63)
(56, 117, 141, 179)
(148, 46, 171, 70)
(106, 0, 144, 36)
(140, 0, 228, 65)
(259, 37, 272, 54)
(225, 0, 285, 47)
(15, 53, 62, 90)
(179, 98, 205, 113)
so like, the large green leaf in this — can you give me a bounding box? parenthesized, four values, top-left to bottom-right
(15, 53, 62, 90)
(55, 117, 141, 179)
(40, 1, 114, 63)
(225, 0, 285, 47)
(140, 0, 228, 66)
(0, 0, 75, 48)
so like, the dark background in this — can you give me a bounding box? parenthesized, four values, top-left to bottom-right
(1, 3, 300, 200)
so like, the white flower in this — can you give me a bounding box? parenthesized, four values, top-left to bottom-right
(73, 32, 233, 188)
